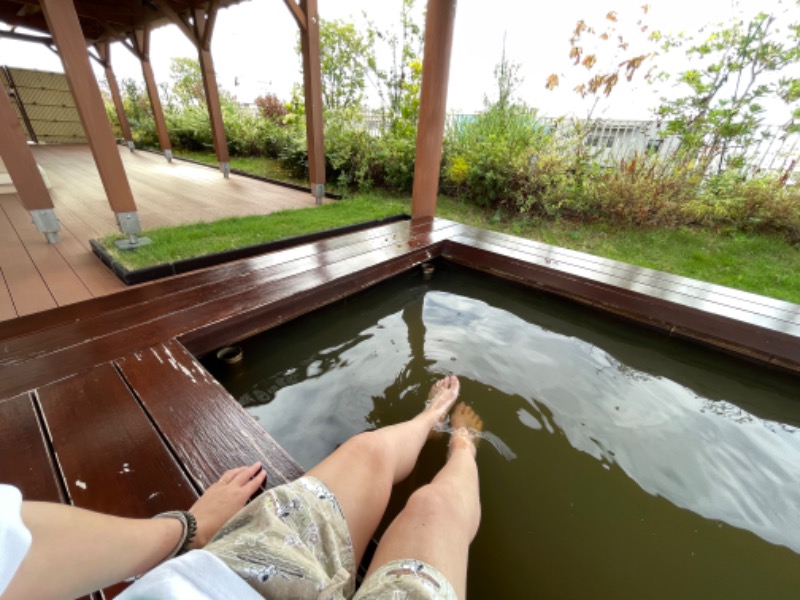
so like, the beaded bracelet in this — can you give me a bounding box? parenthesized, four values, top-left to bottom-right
(153, 510, 197, 560)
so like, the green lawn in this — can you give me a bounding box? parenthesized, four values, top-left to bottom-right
(175, 150, 309, 188)
(435, 196, 800, 304)
(100, 189, 800, 305)
(101, 195, 408, 270)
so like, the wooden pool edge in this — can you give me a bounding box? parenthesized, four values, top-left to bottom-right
(1, 217, 798, 398)
(441, 228, 800, 374)
(1, 217, 798, 600)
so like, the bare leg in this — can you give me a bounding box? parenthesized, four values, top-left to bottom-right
(364, 403, 483, 600)
(307, 375, 460, 566)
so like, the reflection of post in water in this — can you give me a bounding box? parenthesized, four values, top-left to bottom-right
(366, 292, 435, 427)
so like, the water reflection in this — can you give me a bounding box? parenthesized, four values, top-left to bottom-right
(226, 278, 800, 556)
(422, 291, 800, 554)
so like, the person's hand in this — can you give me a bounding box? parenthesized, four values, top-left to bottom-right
(187, 463, 267, 549)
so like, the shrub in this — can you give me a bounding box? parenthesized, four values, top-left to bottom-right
(323, 109, 377, 190)
(255, 94, 289, 120)
(684, 173, 800, 237)
(372, 132, 417, 193)
(442, 105, 550, 209)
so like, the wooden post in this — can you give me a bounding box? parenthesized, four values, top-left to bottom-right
(411, 0, 458, 218)
(159, 2, 230, 177)
(0, 80, 60, 243)
(299, 0, 325, 204)
(197, 47, 229, 176)
(39, 0, 145, 244)
(131, 27, 173, 161)
(96, 41, 134, 152)
(194, 7, 230, 177)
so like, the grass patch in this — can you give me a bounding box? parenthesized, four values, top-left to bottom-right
(435, 196, 800, 304)
(175, 149, 309, 187)
(101, 186, 800, 305)
(101, 195, 408, 271)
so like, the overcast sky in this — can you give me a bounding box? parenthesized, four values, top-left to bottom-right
(0, 0, 794, 121)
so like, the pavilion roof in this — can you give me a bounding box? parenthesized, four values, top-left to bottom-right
(0, 0, 244, 44)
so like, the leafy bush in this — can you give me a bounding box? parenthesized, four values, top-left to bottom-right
(685, 173, 800, 237)
(442, 105, 550, 208)
(254, 93, 289, 120)
(323, 109, 377, 189)
(583, 154, 701, 226)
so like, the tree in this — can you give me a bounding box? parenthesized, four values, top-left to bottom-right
(491, 34, 523, 111)
(168, 57, 206, 108)
(546, 6, 659, 102)
(655, 9, 800, 171)
(254, 93, 288, 120)
(318, 19, 374, 110)
(365, 0, 424, 130)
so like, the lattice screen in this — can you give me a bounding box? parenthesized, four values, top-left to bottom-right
(1, 66, 86, 144)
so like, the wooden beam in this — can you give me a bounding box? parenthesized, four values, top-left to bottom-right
(96, 41, 134, 148)
(0, 71, 60, 242)
(40, 0, 146, 236)
(411, 0, 457, 218)
(132, 27, 173, 160)
(201, 1, 219, 51)
(0, 30, 53, 46)
(158, 0, 196, 46)
(299, 0, 325, 203)
(283, 0, 307, 31)
(164, 4, 229, 175)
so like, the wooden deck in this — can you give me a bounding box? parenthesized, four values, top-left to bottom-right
(0, 144, 317, 321)
(0, 216, 798, 598)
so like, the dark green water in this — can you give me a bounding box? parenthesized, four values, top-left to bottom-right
(203, 262, 800, 599)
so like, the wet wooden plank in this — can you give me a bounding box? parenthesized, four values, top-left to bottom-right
(0, 393, 64, 503)
(36, 363, 198, 515)
(0, 223, 456, 397)
(179, 244, 443, 356)
(443, 239, 800, 372)
(452, 227, 800, 325)
(447, 231, 800, 335)
(0, 217, 456, 342)
(116, 340, 303, 490)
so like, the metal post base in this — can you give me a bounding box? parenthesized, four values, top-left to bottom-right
(312, 183, 325, 205)
(30, 209, 61, 245)
(115, 210, 151, 250)
(220, 161, 230, 179)
(127, 140, 135, 152)
(164, 148, 173, 162)
(114, 234, 152, 250)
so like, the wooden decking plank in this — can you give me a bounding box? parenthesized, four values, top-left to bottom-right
(0, 268, 17, 322)
(443, 240, 800, 371)
(116, 339, 303, 491)
(447, 233, 800, 336)
(36, 363, 198, 515)
(53, 228, 125, 298)
(0, 227, 452, 398)
(0, 217, 455, 342)
(0, 393, 64, 503)
(0, 194, 93, 306)
(453, 227, 800, 322)
(0, 199, 57, 315)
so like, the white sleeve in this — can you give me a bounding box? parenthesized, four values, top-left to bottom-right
(0, 485, 33, 596)
(117, 550, 262, 600)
